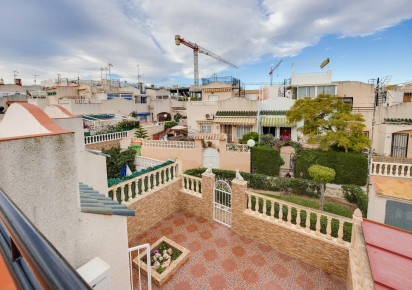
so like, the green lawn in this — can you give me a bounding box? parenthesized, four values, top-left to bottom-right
(259, 193, 353, 218)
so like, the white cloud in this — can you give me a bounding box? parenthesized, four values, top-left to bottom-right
(0, 0, 411, 84)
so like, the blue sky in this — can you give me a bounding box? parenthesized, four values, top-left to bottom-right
(0, 0, 411, 87)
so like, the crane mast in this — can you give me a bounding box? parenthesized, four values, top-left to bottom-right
(175, 35, 237, 87)
(269, 60, 283, 86)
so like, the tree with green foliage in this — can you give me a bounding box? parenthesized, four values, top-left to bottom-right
(240, 132, 259, 144)
(258, 134, 276, 147)
(102, 147, 137, 179)
(134, 125, 148, 139)
(164, 121, 178, 130)
(308, 164, 335, 210)
(286, 94, 370, 153)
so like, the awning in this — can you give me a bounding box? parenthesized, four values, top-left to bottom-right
(137, 112, 150, 116)
(194, 133, 227, 140)
(214, 117, 256, 125)
(261, 116, 294, 127)
(197, 120, 214, 124)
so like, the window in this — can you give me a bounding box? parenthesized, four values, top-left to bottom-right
(201, 125, 211, 133)
(363, 131, 369, 138)
(140, 115, 147, 122)
(317, 85, 335, 95)
(297, 86, 315, 98)
(342, 97, 354, 108)
(236, 126, 251, 139)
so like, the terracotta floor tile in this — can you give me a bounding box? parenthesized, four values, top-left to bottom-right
(168, 276, 196, 290)
(183, 212, 195, 219)
(246, 252, 270, 270)
(273, 251, 296, 267)
(213, 236, 231, 250)
(217, 256, 241, 277)
(194, 216, 208, 225)
(158, 225, 176, 237)
(183, 223, 201, 234)
(267, 260, 293, 284)
(197, 229, 214, 242)
(201, 247, 220, 265)
(205, 221, 226, 231)
(184, 260, 209, 283)
(171, 232, 189, 244)
(237, 265, 264, 288)
(238, 235, 254, 246)
(229, 243, 248, 260)
(205, 271, 231, 289)
(291, 271, 319, 290)
(261, 277, 288, 290)
(185, 239, 204, 255)
(172, 217, 187, 227)
(229, 282, 249, 290)
(295, 260, 321, 277)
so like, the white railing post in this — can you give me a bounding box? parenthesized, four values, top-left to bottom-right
(129, 243, 151, 290)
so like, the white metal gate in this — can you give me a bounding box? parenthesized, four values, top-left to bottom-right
(203, 148, 220, 169)
(213, 180, 232, 227)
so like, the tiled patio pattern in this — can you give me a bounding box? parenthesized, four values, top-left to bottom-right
(129, 210, 346, 290)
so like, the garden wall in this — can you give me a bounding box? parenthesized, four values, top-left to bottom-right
(127, 178, 181, 241)
(231, 179, 349, 278)
(219, 149, 250, 172)
(85, 139, 121, 151)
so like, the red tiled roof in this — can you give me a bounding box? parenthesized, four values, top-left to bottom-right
(362, 219, 412, 289)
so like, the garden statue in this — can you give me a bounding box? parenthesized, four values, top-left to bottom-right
(205, 163, 213, 173)
(235, 169, 244, 181)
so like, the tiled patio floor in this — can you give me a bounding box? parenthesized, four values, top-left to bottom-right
(129, 209, 346, 290)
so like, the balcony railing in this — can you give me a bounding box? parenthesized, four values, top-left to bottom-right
(75, 99, 102, 104)
(84, 131, 129, 145)
(226, 143, 249, 152)
(370, 162, 412, 178)
(142, 140, 195, 149)
(0, 188, 91, 289)
(181, 174, 202, 197)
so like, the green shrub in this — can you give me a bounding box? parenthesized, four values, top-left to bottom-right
(183, 168, 319, 197)
(116, 120, 140, 130)
(342, 185, 368, 216)
(296, 149, 368, 185)
(258, 134, 276, 147)
(240, 132, 259, 144)
(164, 121, 178, 130)
(251, 146, 284, 176)
(102, 147, 137, 179)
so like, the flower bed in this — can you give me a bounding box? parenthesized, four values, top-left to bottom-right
(133, 236, 190, 287)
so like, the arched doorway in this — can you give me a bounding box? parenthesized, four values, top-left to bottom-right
(213, 180, 232, 227)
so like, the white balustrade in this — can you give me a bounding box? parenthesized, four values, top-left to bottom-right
(75, 99, 102, 104)
(245, 191, 353, 246)
(181, 174, 202, 197)
(370, 161, 412, 178)
(58, 99, 70, 104)
(108, 162, 180, 204)
(190, 101, 217, 106)
(84, 131, 129, 144)
(226, 143, 249, 152)
(142, 140, 195, 149)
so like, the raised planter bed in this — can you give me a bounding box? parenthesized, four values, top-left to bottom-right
(132, 236, 190, 287)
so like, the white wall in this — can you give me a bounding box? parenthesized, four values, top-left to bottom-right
(0, 134, 130, 289)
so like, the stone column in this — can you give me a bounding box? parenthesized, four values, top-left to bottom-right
(201, 172, 215, 221)
(231, 177, 248, 234)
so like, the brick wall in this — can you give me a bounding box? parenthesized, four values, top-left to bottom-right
(85, 139, 121, 151)
(372, 156, 412, 164)
(231, 179, 349, 278)
(127, 179, 181, 241)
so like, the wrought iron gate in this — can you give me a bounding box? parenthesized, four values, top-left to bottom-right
(391, 133, 408, 157)
(213, 180, 232, 227)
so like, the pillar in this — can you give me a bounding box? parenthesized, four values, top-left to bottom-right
(201, 171, 215, 221)
(231, 177, 248, 234)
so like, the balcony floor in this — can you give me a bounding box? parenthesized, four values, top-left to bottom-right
(130, 209, 345, 290)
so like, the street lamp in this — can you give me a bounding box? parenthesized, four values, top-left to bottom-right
(247, 139, 256, 174)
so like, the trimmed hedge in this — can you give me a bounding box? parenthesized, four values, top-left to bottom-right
(296, 150, 368, 185)
(251, 146, 284, 176)
(108, 160, 174, 187)
(342, 185, 368, 216)
(183, 168, 320, 197)
(103, 147, 136, 179)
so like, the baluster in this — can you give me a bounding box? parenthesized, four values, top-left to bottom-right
(296, 208, 301, 229)
(247, 194, 252, 212)
(407, 165, 411, 178)
(270, 200, 275, 221)
(326, 217, 332, 240)
(278, 202, 283, 222)
(337, 220, 344, 244)
(128, 182, 133, 200)
(315, 214, 321, 236)
(152, 172, 157, 190)
(389, 164, 394, 176)
(254, 196, 260, 215)
(181, 175, 185, 190)
(262, 198, 267, 218)
(287, 205, 292, 226)
(305, 211, 311, 232)
(120, 185, 125, 204)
